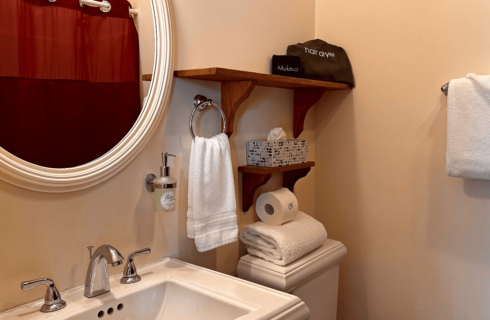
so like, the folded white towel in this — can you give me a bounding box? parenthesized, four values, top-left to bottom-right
(239, 212, 327, 266)
(447, 73, 490, 180)
(187, 133, 238, 252)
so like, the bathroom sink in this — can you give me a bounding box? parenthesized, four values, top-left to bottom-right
(0, 258, 309, 320)
(67, 280, 250, 320)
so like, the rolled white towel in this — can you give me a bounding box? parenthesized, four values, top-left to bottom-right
(239, 212, 327, 266)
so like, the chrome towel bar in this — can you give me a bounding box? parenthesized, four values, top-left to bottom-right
(78, 0, 138, 16)
(189, 95, 227, 140)
(441, 82, 449, 96)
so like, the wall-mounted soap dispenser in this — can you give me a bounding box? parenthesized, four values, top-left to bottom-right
(145, 153, 177, 212)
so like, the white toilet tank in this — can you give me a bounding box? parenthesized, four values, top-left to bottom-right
(237, 239, 347, 320)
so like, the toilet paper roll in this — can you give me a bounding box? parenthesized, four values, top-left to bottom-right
(256, 188, 299, 225)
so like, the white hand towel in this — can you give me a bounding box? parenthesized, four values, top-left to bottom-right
(239, 212, 327, 266)
(187, 133, 238, 252)
(447, 73, 490, 180)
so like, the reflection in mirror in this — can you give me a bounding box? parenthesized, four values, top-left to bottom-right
(0, 0, 142, 168)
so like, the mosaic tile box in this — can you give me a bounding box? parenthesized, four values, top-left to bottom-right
(246, 140, 308, 167)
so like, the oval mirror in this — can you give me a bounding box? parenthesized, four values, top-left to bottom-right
(0, 0, 172, 192)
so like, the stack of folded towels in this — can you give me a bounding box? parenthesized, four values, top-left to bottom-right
(239, 188, 327, 266)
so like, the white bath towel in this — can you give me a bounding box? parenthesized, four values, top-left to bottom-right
(187, 133, 238, 252)
(239, 212, 327, 266)
(447, 73, 490, 180)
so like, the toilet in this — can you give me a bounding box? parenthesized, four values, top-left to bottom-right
(237, 239, 347, 320)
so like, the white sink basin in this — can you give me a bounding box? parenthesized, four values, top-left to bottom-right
(68, 280, 250, 320)
(0, 258, 310, 320)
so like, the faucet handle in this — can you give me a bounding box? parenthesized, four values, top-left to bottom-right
(21, 278, 67, 313)
(128, 247, 151, 259)
(120, 248, 151, 284)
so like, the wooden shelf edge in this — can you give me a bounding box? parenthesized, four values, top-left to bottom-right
(144, 67, 351, 91)
(238, 161, 315, 174)
(174, 68, 350, 90)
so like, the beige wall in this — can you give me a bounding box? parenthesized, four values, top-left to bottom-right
(315, 0, 490, 319)
(0, 0, 315, 312)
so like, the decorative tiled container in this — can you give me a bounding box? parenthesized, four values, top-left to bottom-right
(246, 140, 308, 167)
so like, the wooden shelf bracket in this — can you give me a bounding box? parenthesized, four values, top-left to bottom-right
(293, 88, 327, 138)
(238, 162, 315, 212)
(241, 172, 272, 212)
(221, 81, 256, 137)
(283, 167, 312, 192)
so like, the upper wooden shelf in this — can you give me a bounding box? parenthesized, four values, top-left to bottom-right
(143, 67, 350, 90)
(143, 67, 351, 138)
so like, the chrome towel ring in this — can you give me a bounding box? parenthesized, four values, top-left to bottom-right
(189, 95, 227, 140)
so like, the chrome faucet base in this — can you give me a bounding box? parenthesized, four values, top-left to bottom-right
(84, 289, 111, 299)
(40, 300, 67, 313)
(120, 274, 141, 284)
(84, 245, 124, 299)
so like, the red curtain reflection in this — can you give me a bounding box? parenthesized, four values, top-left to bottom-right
(0, 0, 141, 168)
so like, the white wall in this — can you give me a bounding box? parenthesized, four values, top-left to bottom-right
(0, 0, 316, 311)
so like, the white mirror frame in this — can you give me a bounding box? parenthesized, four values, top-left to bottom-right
(0, 0, 173, 193)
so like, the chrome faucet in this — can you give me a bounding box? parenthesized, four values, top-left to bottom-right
(84, 244, 124, 298)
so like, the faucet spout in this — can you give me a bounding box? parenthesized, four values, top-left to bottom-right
(84, 244, 124, 298)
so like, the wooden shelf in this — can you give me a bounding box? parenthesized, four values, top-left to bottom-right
(173, 68, 350, 90)
(144, 68, 349, 90)
(142, 67, 351, 138)
(238, 161, 315, 174)
(238, 161, 315, 212)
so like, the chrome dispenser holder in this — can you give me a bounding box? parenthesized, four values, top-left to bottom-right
(145, 153, 177, 192)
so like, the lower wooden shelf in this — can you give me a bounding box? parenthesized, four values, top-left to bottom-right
(238, 161, 315, 212)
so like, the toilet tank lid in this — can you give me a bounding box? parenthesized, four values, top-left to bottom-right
(239, 238, 347, 275)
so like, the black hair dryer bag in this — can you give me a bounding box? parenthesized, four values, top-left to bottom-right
(287, 39, 355, 87)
